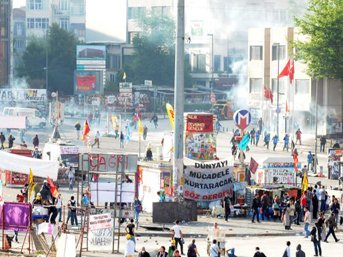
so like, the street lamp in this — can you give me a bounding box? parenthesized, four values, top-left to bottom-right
(207, 33, 214, 90)
(274, 43, 280, 137)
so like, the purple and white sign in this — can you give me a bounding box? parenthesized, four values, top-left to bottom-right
(0, 202, 31, 231)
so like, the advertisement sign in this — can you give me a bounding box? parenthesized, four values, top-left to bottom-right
(77, 45, 106, 60)
(5, 171, 28, 186)
(191, 21, 204, 37)
(261, 158, 297, 185)
(0, 89, 47, 102)
(75, 71, 99, 93)
(328, 148, 343, 179)
(186, 114, 213, 133)
(183, 159, 233, 201)
(60, 146, 79, 155)
(88, 213, 113, 251)
(80, 153, 138, 173)
(234, 109, 252, 130)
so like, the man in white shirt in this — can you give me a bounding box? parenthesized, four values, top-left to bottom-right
(210, 239, 220, 257)
(282, 241, 291, 257)
(171, 220, 184, 255)
(125, 234, 135, 257)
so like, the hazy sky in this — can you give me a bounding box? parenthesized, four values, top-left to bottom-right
(13, 0, 127, 43)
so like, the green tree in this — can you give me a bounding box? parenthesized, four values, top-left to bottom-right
(16, 24, 78, 94)
(126, 13, 192, 87)
(294, 0, 343, 80)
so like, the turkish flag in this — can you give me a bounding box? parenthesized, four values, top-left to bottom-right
(82, 120, 90, 141)
(278, 59, 295, 84)
(264, 86, 273, 104)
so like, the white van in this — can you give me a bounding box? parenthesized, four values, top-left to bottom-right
(2, 107, 47, 128)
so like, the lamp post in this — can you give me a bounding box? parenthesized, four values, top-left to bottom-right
(207, 33, 214, 90)
(275, 43, 280, 137)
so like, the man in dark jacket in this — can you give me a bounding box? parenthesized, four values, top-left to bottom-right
(33, 135, 39, 148)
(8, 135, 15, 148)
(0, 132, 6, 149)
(251, 194, 261, 223)
(324, 212, 340, 242)
(295, 244, 306, 257)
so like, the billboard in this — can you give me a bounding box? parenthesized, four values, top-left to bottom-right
(0, 89, 46, 102)
(77, 45, 106, 60)
(186, 113, 214, 133)
(75, 71, 100, 94)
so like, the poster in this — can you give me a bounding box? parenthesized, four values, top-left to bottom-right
(185, 132, 216, 160)
(261, 158, 297, 185)
(186, 114, 213, 133)
(90, 182, 135, 205)
(0, 202, 31, 231)
(88, 213, 113, 251)
(183, 159, 233, 201)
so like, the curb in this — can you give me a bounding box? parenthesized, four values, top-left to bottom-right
(136, 232, 298, 238)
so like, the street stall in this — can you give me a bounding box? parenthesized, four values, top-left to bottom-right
(184, 113, 216, 160)
(0, 148, 33, 187)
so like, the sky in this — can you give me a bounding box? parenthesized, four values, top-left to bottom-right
(13, 0, 127, 43)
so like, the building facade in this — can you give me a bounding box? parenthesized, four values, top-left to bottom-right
(248, 27, 342, 136)
(13, 7, 26, 72)
(0, 0, 11, 87)
(25, 0, 85, 41)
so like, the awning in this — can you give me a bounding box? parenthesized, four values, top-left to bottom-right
(0, 151, 59, 180)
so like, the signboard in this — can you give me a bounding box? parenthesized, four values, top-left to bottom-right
(234, 109, 252, 130)
(5, 171, 28, 186)
(183, 159, 233, 201)
(260, 158, 297, 185)
(90, 182, 135, 204)
(88, 213, 113, 251)
(144, 80, 152, 86)
(0, 202, 31, 231)
(186, 114, 213, 133)
(75, 70, 100, 94)
(80, 153, 138, 173)
(60, 146, 79, 155)
(191, 21, 204, 37)
(77, 45, 106, 61)
(0, 89, 47, 102)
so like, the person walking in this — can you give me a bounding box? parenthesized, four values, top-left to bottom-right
(253, 247, 266, 257)
(283, 203, 291, 230)
(310, 226, 321, 256)
(168, 240, 177, 257)
(0, 132, 5, 149)
(263, 133, 270, 150)
(171, 220, 184, 255)
(134, 197, 142, 227)
(74, 122, 81, 140)
(282, 241, 291, 257)
(272, 134, 278, 151)
(151, 113, 158, 128)
(296, 128, 302, 145)
(210, 239, 220, 257)
(303, 207, 311, 238)
(92, 131, 100, 148)
(251, 194, 261, 223)
(138, 247, 150, 257)
(8, 134, 15, 148)
(223, 192, 231, 222)
(126, 219, 137, 250)
(143, 125, 148, 140)
(320, 136, 326, 152)
(255, 130, 260, 146)
(187, 239, 200, 257)
(250, 128, 256, 145)
(67, 196, 78, 226)
(324, 212, 340, 242)
(67, 166, 75, 191)
(120, 131, 125, 148)
(330, 197, 340, 226)
(33, 134, 39, 148)
(283, 134, 290, 151)
(295, 244, 306, 257)
(56, 194, 63, 223)
(258, 118, 263, 132)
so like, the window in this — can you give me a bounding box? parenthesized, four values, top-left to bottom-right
(110, 74, 115, 82)
(59, 17, 69, 30)
(27, 18, 35, 29)
(192, 54, 206, 72)
(128, 7, 146, 20)
(214, 55, 221, 72)
(271, 78, 286, 94)
(59, 0, 69, 10)
(272, 45, 286, 60)
(250, 46, 263, 60)
(107, 55, 120, 71)
(15, 23, 23, 36)
(249, 78, 263, 93)
(29, 0, 42, 10)
(151, 6, 171, 17)
(70, 0, 84, 16)
(41, 18, 49, 29)
(295, 79, 309, 94)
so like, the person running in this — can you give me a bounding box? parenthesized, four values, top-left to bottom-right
(296, 128, 302, 145)
(272, 134, 278, 151)
(263, 133, 270, 149)
(171, 220, 184, 255)
(92, 131, 100, 148)
(310, 226, 321, 257)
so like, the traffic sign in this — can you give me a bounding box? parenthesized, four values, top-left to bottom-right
(234, 109, 252, 130)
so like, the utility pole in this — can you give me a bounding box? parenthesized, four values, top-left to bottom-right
(173, 0, 185, 197)
(276, 43, 280, 137)
(314, 78, 319, 174)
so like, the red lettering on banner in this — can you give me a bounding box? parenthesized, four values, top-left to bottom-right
(98, 156, 106, 171)
(184, 190, 200, 200)
(108, 155, 117, 169)
(89, 154, 98, 171)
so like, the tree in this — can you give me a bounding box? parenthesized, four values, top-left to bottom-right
(294, 0, 343, 80)
(16, 24, 78, 95)
(125, 13, 192, 87)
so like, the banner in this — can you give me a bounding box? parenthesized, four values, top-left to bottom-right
(166, 103, 175, 129)
(186, 114, 213, 133)
(88, 213, 113, 251)
(0, 89, 47, 102)
(0, 202, 31, 231)
(76, 75, 97, 91)
(183, 159, 233, 201)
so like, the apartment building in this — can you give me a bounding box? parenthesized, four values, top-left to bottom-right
(0, 0, 11, 87)
(13, 7, 26, 71)
(248, 27, 342, 136)
(26, 0, 85, 41)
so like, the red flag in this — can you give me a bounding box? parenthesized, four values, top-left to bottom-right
(286, 101, 290, 112)
(82, 120, 90, 141)
(292, 151, 299, 172)
(47, 177, 59, 198)
(249, 157, 259, 174)
(264, 86, 273, 104)
(278, 59, 295, 84)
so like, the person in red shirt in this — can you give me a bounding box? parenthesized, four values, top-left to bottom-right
(16, 194, 25, 203)
(295, 129, 302, 145)
(300, 191, 307, 222)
